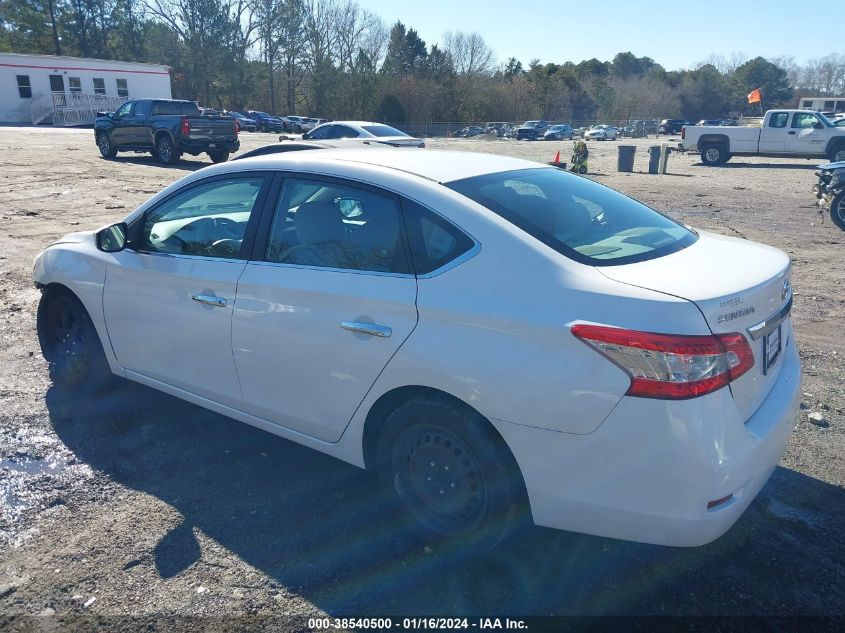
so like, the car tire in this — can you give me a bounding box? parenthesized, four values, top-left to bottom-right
(376, 396, 528, 553)
(830, 190, 845, 231)
(37, 287, 114, 392)
(97, 132, 117, 159)
(700, 143, 727, 166)
(156, 134, 180, 165)
(828, 145, 845, 163)
(208, 150, 230, 164)
(578, 165, 588, 174)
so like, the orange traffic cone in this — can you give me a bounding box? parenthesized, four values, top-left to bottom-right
(553, 150, 560, 163)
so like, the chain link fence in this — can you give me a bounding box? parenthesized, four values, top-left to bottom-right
(385, 117, 677, 139)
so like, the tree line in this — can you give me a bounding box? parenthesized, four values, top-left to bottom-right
(2, 0, 844, 122)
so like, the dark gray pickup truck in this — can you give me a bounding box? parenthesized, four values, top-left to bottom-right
(94, 99, 240, 164)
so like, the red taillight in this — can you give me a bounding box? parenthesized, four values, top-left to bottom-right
(571, 324, 754, 400)
(234, 119, 240, 135)
(180, 116, 190, 136)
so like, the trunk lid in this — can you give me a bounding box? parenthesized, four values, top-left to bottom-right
(597, 230, 792, 422)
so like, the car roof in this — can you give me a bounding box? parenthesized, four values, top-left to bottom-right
(230, 148, 544, 183)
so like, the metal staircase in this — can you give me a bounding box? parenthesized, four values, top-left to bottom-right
(31, 91, 127, 126)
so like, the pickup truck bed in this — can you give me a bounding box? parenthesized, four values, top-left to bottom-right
(95, 99, 240, 165)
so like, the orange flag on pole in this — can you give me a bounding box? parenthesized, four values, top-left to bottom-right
(747, 88, 762, 104)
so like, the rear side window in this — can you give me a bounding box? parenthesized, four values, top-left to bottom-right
(402, 200, 475, 275)
(447, 168, 696, 266)
(153, 101, 180, 115)
(769, 112, 788, 128)
(265, 178, 411, 274)
(361, 124, 406, 137)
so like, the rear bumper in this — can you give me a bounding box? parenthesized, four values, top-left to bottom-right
(494, 338, 801, 546)
(179, 139, 240, 154)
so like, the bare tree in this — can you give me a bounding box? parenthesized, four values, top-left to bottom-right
(442, 30, 494, 76)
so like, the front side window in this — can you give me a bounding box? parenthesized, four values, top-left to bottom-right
(68, 77, 82, 93)
(265, 178, 409, 273)
(140, 177, 264, 258)
(16, 75, 31, 99)
(792, 112, 819, 129)
(115, 101, 133, 118)
(769, 112, 789, 128)
(447, 168, 697, 266)
(93, 78, 106, 95)
(116, 78, 129, 97)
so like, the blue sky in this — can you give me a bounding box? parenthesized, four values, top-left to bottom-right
(362, 0, 831, 70)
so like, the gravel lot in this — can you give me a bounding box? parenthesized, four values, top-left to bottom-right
(1, 128, 844, 625)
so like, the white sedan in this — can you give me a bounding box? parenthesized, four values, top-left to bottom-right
(303, 121, 425, 148)
(584, 124, 619, 140)
(33, 149, 800, 550)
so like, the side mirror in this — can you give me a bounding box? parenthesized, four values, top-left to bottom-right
(96, 222, 127, 253)
(814, 122, 824, 129)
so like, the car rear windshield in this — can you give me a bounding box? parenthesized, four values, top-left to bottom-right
(362, 124, 407, 137)
(446, 168, 697, 266)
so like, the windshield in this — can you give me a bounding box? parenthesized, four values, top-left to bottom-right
(522, 121, 538, 128)
(446, 168, 697, 266)
(362, 124, 408, 137)
(816, 112, 834, 127)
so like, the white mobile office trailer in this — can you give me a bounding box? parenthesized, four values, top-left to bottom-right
(0, 53, 171, 126)
(799, 96, 845, 115)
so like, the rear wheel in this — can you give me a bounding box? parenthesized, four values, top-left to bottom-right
(376, 396, 527, 552)
(829, 146, 845, 163)
(700, 143, 727, 166)
(97, 133, 117, 159)
(830, 190, 845, 231)
(208, 150, 230, 164)
(156, 134, 180, 165)
(37, 288, 113, 391)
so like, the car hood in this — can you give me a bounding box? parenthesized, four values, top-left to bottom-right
(51, 230, 94, 246)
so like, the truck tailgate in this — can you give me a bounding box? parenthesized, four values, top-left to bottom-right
(188, 117, 237, 143)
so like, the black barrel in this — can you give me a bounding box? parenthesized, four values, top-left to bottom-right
(617, 145, 636, 172)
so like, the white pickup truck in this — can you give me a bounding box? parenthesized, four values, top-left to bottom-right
(680, 109, 845, 165)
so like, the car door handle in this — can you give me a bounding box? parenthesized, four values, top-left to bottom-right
(788, 131, 796, 135)
(340, 321, 392, 338)
(191, 294, 227, 307)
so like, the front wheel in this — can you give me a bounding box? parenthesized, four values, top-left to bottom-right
(37, 288, 114, 391)
(830, 190, 845, 231)
(208, 150, 230, 164)
(700, 143, 727, 166)
(376, 397, 527, 552)
(97, 133, 117, 159)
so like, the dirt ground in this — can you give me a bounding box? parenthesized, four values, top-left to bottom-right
(0, 128, 843, 626)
